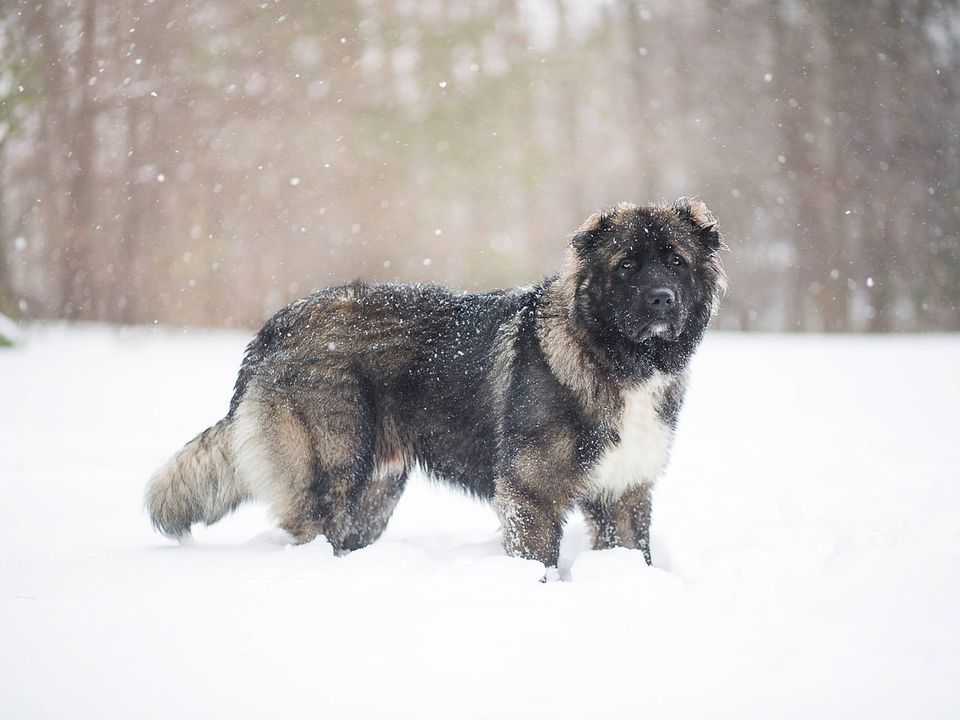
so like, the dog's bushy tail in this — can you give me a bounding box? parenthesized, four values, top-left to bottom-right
(145, 418, 249, 540)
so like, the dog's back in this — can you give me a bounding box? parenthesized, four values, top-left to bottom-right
(146, 281, 530, 548)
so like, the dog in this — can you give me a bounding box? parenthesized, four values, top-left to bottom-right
(146, 198, 726, 570)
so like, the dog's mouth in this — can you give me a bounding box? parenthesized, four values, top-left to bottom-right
(626, 320, 679, 343)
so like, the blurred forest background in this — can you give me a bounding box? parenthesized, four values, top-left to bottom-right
(1, 0, 958, 332)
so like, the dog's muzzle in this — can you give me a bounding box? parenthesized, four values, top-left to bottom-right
(625, 286, 681, 342)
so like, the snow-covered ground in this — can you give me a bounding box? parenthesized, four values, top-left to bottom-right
(2, 324, 959, 719)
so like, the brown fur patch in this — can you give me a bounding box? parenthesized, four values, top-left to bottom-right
(535, 263, 618, 415)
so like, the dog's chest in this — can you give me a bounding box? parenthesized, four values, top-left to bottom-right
(585, 374, 675, 498)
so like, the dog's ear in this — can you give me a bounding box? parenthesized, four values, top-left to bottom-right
(673, 198, 722, 250)
(570, 212, 604, 252)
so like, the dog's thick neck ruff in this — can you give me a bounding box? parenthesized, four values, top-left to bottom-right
(534, 256, 698, 405)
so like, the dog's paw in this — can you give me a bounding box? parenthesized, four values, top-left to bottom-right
(539, 566, 561, 583)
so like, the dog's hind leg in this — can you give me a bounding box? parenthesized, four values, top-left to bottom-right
(232, 374, 374, 550)
(276, 372, 385, 552)
(232, 393, 327, 544)
(235, 371, 408, 553)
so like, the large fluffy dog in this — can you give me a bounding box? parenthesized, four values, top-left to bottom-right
(146, 199, 726, 569)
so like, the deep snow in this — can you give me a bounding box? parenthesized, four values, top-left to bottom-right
(2, 324, 959, 719)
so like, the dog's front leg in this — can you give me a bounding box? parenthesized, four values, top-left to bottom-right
(580, 483, 653, 565)
(494, 479, 569, 570)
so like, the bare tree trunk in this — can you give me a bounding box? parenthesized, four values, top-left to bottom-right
(621, 0, 659, 197)
(119, 99, 143, 325)
(770, 0, 846, 331)
(0, 142, 10, 316)
(62, 0, 99, 320)
(553, 0, 585, 229)
(34, 2, 69, 318)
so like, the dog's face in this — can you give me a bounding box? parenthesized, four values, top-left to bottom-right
(570, 199, 726, 348)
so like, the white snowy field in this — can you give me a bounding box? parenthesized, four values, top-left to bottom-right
(1, 324, 959, 719)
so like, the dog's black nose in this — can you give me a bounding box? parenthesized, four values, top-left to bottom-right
(645, 287, 675, 308)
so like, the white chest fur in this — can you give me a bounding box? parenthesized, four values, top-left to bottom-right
(585, 372, 676, 499)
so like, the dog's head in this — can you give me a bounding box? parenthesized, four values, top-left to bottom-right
(568, 199, 727, 353)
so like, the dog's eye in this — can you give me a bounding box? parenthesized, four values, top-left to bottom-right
(670, 253, 685, 267)
(619, 260, 635, 270)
